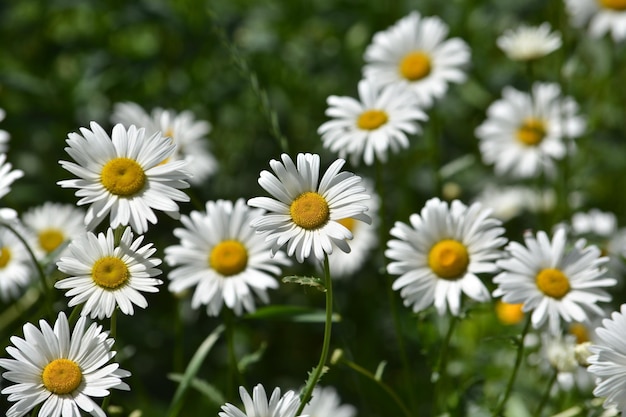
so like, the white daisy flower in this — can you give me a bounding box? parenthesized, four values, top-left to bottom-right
(111, 101, 218, 185)
(318, 79, 427, 166)
(363, 11, 471, 108)
(385, 197, 506, 316)
(473, 184, 555, 222)
(475, 82, 586, 179)
(22, 202, 86, 260)
(0, 227, 33, 302)
(0, 153, 23, 200)
(565, 0, 626, 42)
(55, 227, 163, 319)
(58, 121, 191, 234)
(326, 179, 379, 278)
(0, 108, 10, 153)
(0, 312, 130, 417)
(165, 199, 289, 316)
(493, 228, 616, 335)
(219, 384, 303, 417)
(303, 386, 356, 417)
(496, 23, 562, 61)
(588, 304, 626, 415)
(248, 153, 371, 263)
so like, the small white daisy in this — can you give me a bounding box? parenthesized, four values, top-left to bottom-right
(0, 312, 130, 417)
(475, 82, 586, 179)
(165, 199, 289, 316)
(219, 384, 303, 417)
(111, 102, 218, 185)
(303, 386, 356, 417)
(248, 153, 371, 263)
(565, 0, 626, 42)
(55, 227, 163, 319)
(58, 121, 191, 234)
(588, 304, 626, 415)
(386, 197, 506, 316)
(0, 227, 34, 302)
(0, 153, 23, 200)
(363, 11, 471, 108)
(493, 228, 616, 335)
(473, 184, 555, 222)
(22, 202, 86, 260)
(0, 108, 10, 153)
(318, 79, 427, 166)
(496, 23, 562, 61)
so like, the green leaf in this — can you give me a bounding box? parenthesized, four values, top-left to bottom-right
(300, 365, 329, 401)
(167, 373, 225, 407)
(374, 360, 387, 381)
(237, 342, 267, 373)
(244, 305, 341, 323)
(166, 324, 225, 417)
(282, 275, 326, 291)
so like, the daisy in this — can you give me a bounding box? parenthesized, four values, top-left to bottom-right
(318, 79, 427, 166)
(495, 300, 525, 325)
(496, 23, 562, 61)
(385, 197, 506, 316)
(475, 82, 586, 179)
(0, 108, 9, 153)
(219, 384, 303, 417)
(0, 153, 23, 200)
(473, 184, 555, 222)
(493, 228, 616, 335)
(248, 153, 371, 263)
(55, 227, 163, 319)
(588, 304, 626, 414)
(0, 312, 130, 417)
(326, 179, 379, 278)
(303, 386, 356, 417)
(363, 11, 471, 108)
(165, 199, 289, 316)
(111, 102, 218, 185)
(22, 202, 86, 260)
(58, 121, 191, 234)
(565, 0, 626, 42)
(0, 227, 34, 302)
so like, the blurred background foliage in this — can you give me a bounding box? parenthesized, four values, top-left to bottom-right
(1, 0, 626, 415)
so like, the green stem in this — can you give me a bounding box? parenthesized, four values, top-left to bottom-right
(341, 358, 413, 417)
(224, 308, 245, 398)
(428, 110, 442, 197)
(67, 304, 83, 326)
(433, 314, 459, 415)
(110, 308, 118, 340)
(295, 254, 334, 415)
(533, 368, 558, 417)
(492, 315, 532, 417)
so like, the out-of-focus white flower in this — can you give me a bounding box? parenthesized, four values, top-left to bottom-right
(497, 23, 562, 61)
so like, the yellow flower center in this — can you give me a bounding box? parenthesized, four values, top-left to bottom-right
(495, 301, 525, 325)
(39, 229, 65, 253)
(42, 358, 83, 395)
(428, 239, 470, 279)
(290, 192, 330, 230)
(100, 157, 147, 196)
(91, 256, 130, 290)
(516, 118, 546, 146)
(338, 217, 356, 232)
(536, 268, 570, 299)
(209, 240, 248, 276)
(569, 323, 590, 344)
(598, 0, 626, 10)
(0, 247, 11, 268)
(399, 51, 432, 81)
(357, 110, 389, 130)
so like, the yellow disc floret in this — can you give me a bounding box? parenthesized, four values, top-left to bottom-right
(516, 118, 546, 146)
(290, 192, 330, 230)
(91, 256, 130, 290)
(210, 240, 248, 276)
(42, 358, 83, 395)
(357, 110, 389, 130)
(338, 217, 356, 232)
(101, 157, 147, 196)
(496, 301, 525, 325)
(569, 323, 590, 344)
(428, 239, 470, 279)
(598, 0, 626, 10)
(536, 268, 570, 299)
(0, 247, 11, 268)
(399, 51, 432, 81)
(39, 229, 65, 253)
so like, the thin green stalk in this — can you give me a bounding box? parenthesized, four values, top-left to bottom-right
(533, 368, 558, 417)
(67, 304, 83, 326)
(492, 315, 532, 417)
(428, 110, 442, 197)
(224, 309, 245, 399)
(295, 254, 334, 415)
(341, 358, 412, 417)
(432, 314, 459, 415)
